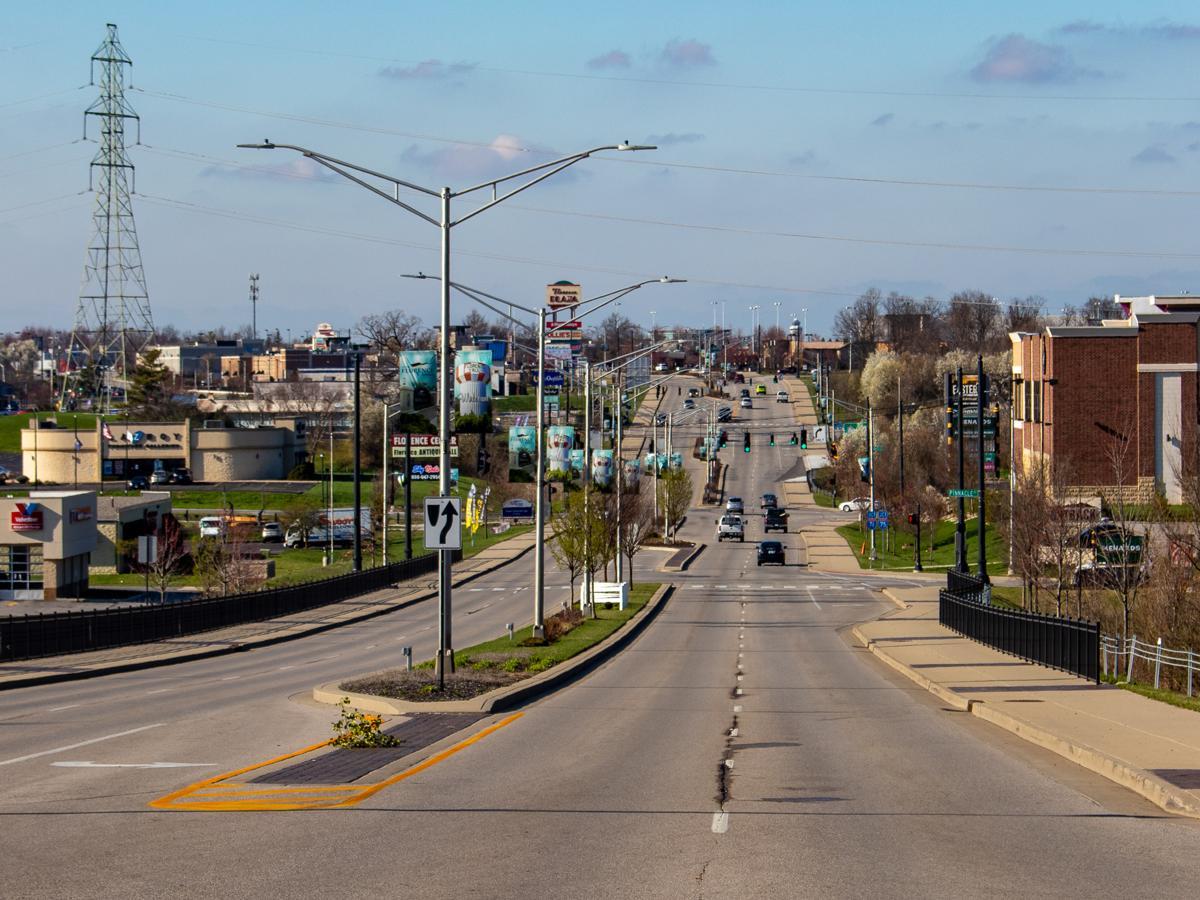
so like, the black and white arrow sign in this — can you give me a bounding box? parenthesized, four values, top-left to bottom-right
(424, 497, 462, 550)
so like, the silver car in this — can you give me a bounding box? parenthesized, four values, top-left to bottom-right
(726, 496, 744, 515)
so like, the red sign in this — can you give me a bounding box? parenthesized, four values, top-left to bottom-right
(11, 503, 43, 532)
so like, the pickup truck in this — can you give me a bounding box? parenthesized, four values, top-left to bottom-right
(716, 514, 745, 542)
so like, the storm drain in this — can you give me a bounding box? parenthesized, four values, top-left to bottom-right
(249, 713, 487, 785)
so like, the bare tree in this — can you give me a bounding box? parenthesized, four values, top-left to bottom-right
(945, 291, 1001, 354)
(1098, 412, 1145, 642)
(657, 468, 693, 544)
(618, 486, 655, 586)
(357, 311, 429, 353)
(135, 513, 190, 603)
(194, 530, 258, 597)
(833, 288, 882, 366)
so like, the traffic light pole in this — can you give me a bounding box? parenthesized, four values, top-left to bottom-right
(977, 354, 990, 584)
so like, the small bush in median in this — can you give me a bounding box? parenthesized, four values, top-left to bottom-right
(331, 697, 400, 748)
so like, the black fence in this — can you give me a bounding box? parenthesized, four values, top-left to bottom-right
(0, 551, 454, 663)
(939, 589, 1100, 683)
(946, 569, 989, 603)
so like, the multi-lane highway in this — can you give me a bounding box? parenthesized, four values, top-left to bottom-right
(2, 376, 1199, 898)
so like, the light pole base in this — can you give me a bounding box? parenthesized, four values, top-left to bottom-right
(445, 648, 456, 673)
(532, 625, 544, 641)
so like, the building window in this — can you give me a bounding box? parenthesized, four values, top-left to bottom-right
(0, 545, 44, 592)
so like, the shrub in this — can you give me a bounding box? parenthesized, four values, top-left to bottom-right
(330, 698, 400, 748)
(543, 606, 584, 642)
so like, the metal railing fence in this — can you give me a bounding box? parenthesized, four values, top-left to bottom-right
(0, 551, 452, 662)
(940, 588, 1100, 683)
(1102, 634, 1199, 696)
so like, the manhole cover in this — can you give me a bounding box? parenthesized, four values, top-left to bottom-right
(249, 713, 487, 785)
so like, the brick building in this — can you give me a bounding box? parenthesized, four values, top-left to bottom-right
(1011, 301, 1200, 503)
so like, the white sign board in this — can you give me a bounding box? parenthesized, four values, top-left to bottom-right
(546, 282, 582, 310)
(424, 497, 462, 550)
(137, 535, 158, 565)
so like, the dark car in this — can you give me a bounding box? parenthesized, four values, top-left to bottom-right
(170, 468, 193, 485)
(757, 540, 785, 566)
(126, 475, 149, 490)
(761, 493, 778, 510)
(655, 413, 668, 426)
(717, 406, 732, 423)
(764, 508, 789, 533)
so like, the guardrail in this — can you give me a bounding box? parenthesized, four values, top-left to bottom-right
(939, 588, 1100, 683)
(0, 551, 454, 662)
(1102, 634, 1198, 695)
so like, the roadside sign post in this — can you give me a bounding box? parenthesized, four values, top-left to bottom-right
(424, 497, 462, 551)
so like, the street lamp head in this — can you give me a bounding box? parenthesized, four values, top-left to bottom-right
(237, 140, 276, 149)
(659, 277, 687, 283)
(616, 142, 657, 152)
(401, 272, 433, 280)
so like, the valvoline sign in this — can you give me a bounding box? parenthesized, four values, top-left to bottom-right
(11, 502, 43, 532)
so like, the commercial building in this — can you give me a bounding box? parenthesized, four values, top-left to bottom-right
(1011, 296, 1200, 503)
(0, 491, 97, 600)
(150, 340, 265, 379)
(21, 419, 303, 484)
(91, 493, 173, 573)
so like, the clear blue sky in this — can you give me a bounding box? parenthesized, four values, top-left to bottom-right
(3, 1, 1200, 340)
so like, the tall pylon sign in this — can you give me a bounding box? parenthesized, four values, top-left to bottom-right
(63, 23, 154, 410)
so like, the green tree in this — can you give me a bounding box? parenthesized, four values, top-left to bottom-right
(127, 348, 174, 418)
(657, 468, 693, 544)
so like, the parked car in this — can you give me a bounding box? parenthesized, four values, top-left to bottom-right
(761, 493, 778, 510)
(726, 496, 744, 515)
(716, 514, 745, 542)
(740, 397, 752, 409)
(261, 522, 283, 543)
(764, 508, 789, 533)
(170, 468, 193, 484)
(150, 470, 171, 486)
(757, 540, 785, 566)
(199, 516, 223, 539)
(126, 475, 149, 490)
(776, 390, 789, 403)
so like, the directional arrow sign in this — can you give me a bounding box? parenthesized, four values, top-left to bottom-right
(424, 497, 462, 550)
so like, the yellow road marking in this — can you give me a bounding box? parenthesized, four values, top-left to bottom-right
(149, 713, 523, 812)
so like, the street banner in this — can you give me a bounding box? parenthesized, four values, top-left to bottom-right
(507, 425, 537, 482)
(592, 449, 614, 488)
(569, 448, 585, 477)
(397, 350, 437, 408)
(546, 425, 574, 477)
(454, 348, 492, 417)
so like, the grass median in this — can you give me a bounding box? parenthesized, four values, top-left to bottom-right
(341, 582, 661, 702)
(836, 515, 1008, 576)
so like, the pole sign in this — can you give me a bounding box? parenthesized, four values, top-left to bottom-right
(424, 497, 462, 550)
(137, 534, 158, 565)
(546, 320, 583, 341)
(391, 434, 460, 458)
(540, 370, 565, 389)
(546, 281, 582, 310)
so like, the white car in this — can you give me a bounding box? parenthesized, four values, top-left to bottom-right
(198, 516, 223, 539)
(716, 515, 745, 542)
(776, 390, 789, 403)
(839, 497, 880, 512)
(739, 397, 752, 409)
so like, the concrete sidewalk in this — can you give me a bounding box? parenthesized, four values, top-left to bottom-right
(856, 586, 1200, 818)
(0, 531, 537, 690)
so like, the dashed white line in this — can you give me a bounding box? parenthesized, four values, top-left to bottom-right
(219, 675, 240, 682)
(48, 704, 79, 712)
(145, 689, 171, 695)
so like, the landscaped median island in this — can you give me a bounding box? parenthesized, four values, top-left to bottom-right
(336, 582, 662, 705)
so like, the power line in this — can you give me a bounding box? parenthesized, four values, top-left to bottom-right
(0, 138, 85, 162)
(172, 33, 1200, 103)
(133, 88, 1198, 199)
(0, 85, 84, 110)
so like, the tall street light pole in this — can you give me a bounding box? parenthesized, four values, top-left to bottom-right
(403, 274, 683, 637)
(243, 139, 656, 686)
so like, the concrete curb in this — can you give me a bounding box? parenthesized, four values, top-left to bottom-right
(851, 622, 1200, 819)
(0, 540, 535, 692)
(661, 542, 705, 572)
(314, 582, 674, 715)
(879, 588, 912, 609)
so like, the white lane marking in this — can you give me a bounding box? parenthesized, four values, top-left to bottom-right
(219, 675, 240, 681)
(468, 588, 485, 592)
(806, 587, 822, 609)
(514, 587, 528, 592)
(277, 665, 296, 671)
(737, 653, 743, 659)
(48, 705, 79, 712)
(51, 761, 215, 769)
(145, 689, 171, 695)
(711, 811, 730, 834)
(0, 723, 164, 768)
(733, 705, 743, 712)
(737, 675, 743, 681)
(729, 728, 739, 737)
(724, 758, 735, 768)
(735, 688, 743, 696)
(365, 644, 377, 650)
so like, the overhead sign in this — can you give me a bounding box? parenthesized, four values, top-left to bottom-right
(546, 281, 582, 310)
(391, 434, 460, 458)
(11, 502, 43, 532)
(424, 497, 462, 550)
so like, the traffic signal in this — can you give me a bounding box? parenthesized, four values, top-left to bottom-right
(907, 513, 917, 525)
(743, 432, 751, 453)
(719, 430, 728, 448)
(945, 404, 955, 445)
(829, 441, 839, 460)
(769, 433, 775, 446)
(800, 428, 808, 449)
(789, 432, 798, 446)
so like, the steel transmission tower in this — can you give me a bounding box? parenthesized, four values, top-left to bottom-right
(64, 23, 154, 409)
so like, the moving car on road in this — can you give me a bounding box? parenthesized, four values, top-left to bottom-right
(764, 508, 789, 533)
(776, 390, 789, 403)
(726, 496, 744, 515)
(716, 514, 745, 542)
(757, 540, 785, 566)
(717, 406, 732, 422)
(755, 384, 767, 395)
(655, 413, 668, 426)
(761, 493, 778, 509)
(683, 398, 695, 410)
(740, 397, 752, 409)
(688, 387, 700, 397)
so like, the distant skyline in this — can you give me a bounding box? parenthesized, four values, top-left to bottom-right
(3, 1, 1200, 341)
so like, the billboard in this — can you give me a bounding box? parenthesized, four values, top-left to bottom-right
(592, 449, 615, 488)
(390, 434, 459, 458)
(397, 350, 437, 409)
(508, 425, 537, 482)
(454, 348, 492, 418)
(546, 425, 574, 477)
(546, 281, 582, 310)
(545, 343, 572, 362)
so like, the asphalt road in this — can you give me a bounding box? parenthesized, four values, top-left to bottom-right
(1, 375, 1199, 898)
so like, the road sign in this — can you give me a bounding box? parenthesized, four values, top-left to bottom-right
(137, 535, 158, 565)
(948, 488, 980, 498)
(424, 497, 462, 550)
(391, 434, 460, 459)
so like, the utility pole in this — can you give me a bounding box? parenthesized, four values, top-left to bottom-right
(977, 354, 989, 584)
(615, 369, 624, 583)
(404, 433, 413, 560)
(352, 352, 362, 572)
(955, 366, 968, 573)
(582, 358, 592, 610)
(382, 400, 389, 564)
(867, 399, 876, 562)
(249, 273, 260, 341)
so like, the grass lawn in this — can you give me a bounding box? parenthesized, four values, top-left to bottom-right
(440, 581, 660, 671)
(813, 490, 834, 508)
(0, 412, 98, 454)
(492, 394, 536, 413)
(1103, 674, 1200, 715)
(168, 474, 490, 511)
(836, 515, 1009, 575)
